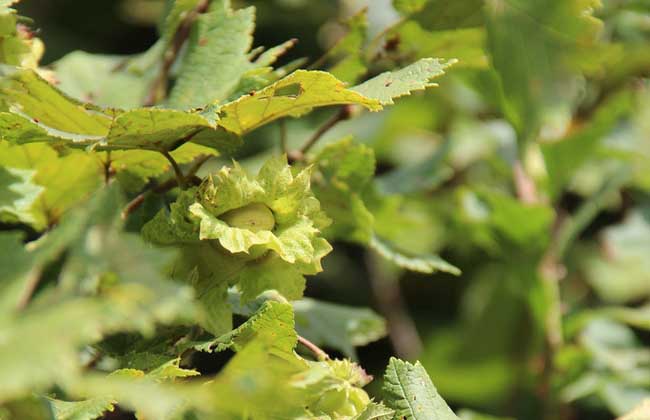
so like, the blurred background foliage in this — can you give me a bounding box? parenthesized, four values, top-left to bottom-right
(14, 0, 650, 418)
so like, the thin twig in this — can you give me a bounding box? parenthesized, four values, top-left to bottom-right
(121, 154, 212, 220)
(16, 266, 43, 310)
(279, 118, 288, 154)
(292, 106, 352, 162)
(513, 159, 539, 205)
(365, 251, 422, 360)
(103, 151, 112, 185)
(297, 335, 330, 361)
(143, 0, 209, 106)
(161, 150, 186, 189)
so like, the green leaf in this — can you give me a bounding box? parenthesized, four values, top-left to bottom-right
(406, 0, 483, 30)
(0, 68, 238, 152)
(355, 402, 395, 420)
(370, 235, 460, 275)
(458, 409, 515, 420)
(296, 359, 372, 417)
(64, 373, 212, 420)
(391, 22, 487, 69)
(0, 3, 42, 68)
(0, 186, 196, 403)
(351, 58, 456, 105)
(375, 139, 451, 195)
(312, 137, 376, 244)
(52, 51, 158, 109)
(542, 90, 634, 197)
(0, 232, 32, 314)
(0, 166, 42, 225)
(194, 300, 296, 354)
(109, 142, 218, 193)
(393, 0, 429, 15)
(383, 357, 459, 420)
(48, 397, 115, 420)
(235, 254, 306, 303)
(293, 298, 386, 359)
(168, 2, 256, 108)
(0, 143, 103, 229)
(485, 0, 603, 139)
(326, 10, 368, 84)
(215, 70, 382, 135)
(0, 67, 111, 135)
(159, 0, 202, 45)
(208, 340, 308, 419)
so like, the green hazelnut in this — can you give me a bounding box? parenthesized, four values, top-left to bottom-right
(219, 202, 275, 233)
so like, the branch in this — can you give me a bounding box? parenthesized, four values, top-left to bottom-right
(144, 0, 209, 106)
(291, 106, 352, 162)
(121, 154, 212, 220)
(365, 251, 422, 360)
(16, 266, 43, 311)
(161, 150, 186, 189)
(513, 159, 539, 205)
(297, 335, 330, 361)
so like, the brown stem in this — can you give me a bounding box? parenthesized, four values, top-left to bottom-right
(365, 251, 422, 360)
(143, 0, 209, 106)
(291, 106, 352, 162)
(16, 266, 43, 310)
(513, 159, 539, 205)
(161, 150, 186, 189)
(121, 154, 211, 220)
(512, 156, 565, 419)
(297, 335, 330, 361)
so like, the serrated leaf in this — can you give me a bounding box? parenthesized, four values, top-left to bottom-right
(0, 166, 42, 225)
(312, 138, 376, 244)
(370, 235, 460, 275)
(144, 357, 200, 381)
(0, 68, 239, 152)
(52, 51, 158, 109)
(48, 397, 115, 420)
(0, 3, 43, 68)
(209, 340, 308, 419)
(215, 70, 382, 134)
(383, 358, 459, 420)
(235, 254, 306, 303)
(355, 402, 395, 420)
(194, 300, 296, 354)
(351, 58, 456, 105)
(293, 298, 386, 359)
(392, 22, 487, 69)
(0, 186, 196, 403)
(64, 373, 212, 420)
(0, 142, 103, 229)
(0, 67, 111, 135)
(168, 2, 256, 108)
(109, 142, 218, 193)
